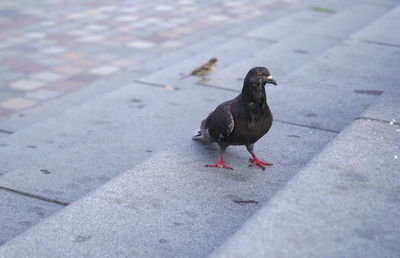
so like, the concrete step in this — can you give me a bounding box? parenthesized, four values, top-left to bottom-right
(210, 89, 400, 258)
(0, 103, 338, 258)
(0, 1, 327, 243)
(0, 25, 273, 177)
(137, 3, 344, 87)
(0, 1, 334, 183)
(0, 0, 308, 136)
(0, 2, 398, 254)
(0, 32, 283, 243)
(202, 3, 391, 90)
(352, 2, 400, 47)
(0, 35, 272, 176)
(0, 33, 232, 136)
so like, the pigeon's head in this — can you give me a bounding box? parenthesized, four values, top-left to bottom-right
(209, 57, 218, 64)
(244, 67, 277, 87)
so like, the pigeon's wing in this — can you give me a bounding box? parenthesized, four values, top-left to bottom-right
(204, 101, 234, 143)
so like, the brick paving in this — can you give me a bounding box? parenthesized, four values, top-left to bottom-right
(0, 0, 294, 116)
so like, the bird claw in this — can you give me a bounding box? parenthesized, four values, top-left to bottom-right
(249, 158, 272, 170)
(206, 163, 233, 170)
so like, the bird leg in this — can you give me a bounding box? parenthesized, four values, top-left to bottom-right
(246, 144, 272, 170)
(249, 152, 272, 170)
(206, 154, 233, 170)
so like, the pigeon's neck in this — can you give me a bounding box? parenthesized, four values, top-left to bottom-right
(241, 82, 267, 105)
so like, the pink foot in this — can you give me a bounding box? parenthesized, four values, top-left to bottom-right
(206, 154, 233, 170)
(249, 152, 272, 170)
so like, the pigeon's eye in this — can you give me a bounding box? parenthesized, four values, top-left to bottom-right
(256, 72, 262, 77)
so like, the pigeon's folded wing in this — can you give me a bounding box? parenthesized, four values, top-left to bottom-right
(205, 102, 234, 143)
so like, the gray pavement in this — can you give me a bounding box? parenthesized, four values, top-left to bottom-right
(211, 92, 400, 258)
(0, 0, 399, 255)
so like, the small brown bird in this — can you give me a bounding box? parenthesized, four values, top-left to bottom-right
(180, 57, 218, 80)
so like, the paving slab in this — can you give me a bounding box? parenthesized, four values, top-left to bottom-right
(245, 3, 386, 42)
(1, 0, 290, 119)
(353, 4, 400, 46)
(204, 3, 392, 90)
(0, 33, 274, 176)
(0, 121, 337, 257)
(211, 106, 400, 258)
(0, 0, 397, 249)
(305, 3, 390, 39)
(0, 189, 62, 246)
(137, 37, 275, 85)
(0, 34, 232, 134)
(0, 83, 175, 176)
(0, 2, 397, 223)
(133, 35, 232, 75)
(204, 39, 400, 132)
(0, 70, 141, 135)
(0, 84, 266, 203)
(360, 89, 400, 123)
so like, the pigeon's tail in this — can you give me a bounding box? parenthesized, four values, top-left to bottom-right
(180, 74, 191, 80)
(192, 130, 212, 144)
(193, 121, 213, 144)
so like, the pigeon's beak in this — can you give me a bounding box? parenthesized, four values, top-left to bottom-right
(265, 75, 277, 86)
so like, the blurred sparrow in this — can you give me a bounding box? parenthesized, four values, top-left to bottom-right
(180, 57, 218, 80)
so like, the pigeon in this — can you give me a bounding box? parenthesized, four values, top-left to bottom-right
(180, 57, 218, 80)
(193, 67, 277, 170)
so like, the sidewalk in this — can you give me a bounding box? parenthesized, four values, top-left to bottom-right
(0, 0, 289, 117)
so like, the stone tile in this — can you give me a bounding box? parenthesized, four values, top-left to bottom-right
(115, 15, 138, 22)
(40, 46, 66, 55)
(77, 35, 105, 43)
(25, 89, 61, 100)
(36, 57, 67, 66)
(1, 97, 37, 110)
(67, 30, 89, 36)
(0, 107, 11, 117)
(2, 57, 46, 74)
(161, 40, 184, 49)
(112, 59, 135, 68)
(59, 51, 86, 61)
(85, 24, 107, 31)
(31, 71, 64, 82)
(10, 79, 45, 91)
(71, 58, 99, 68)
(24, 32, 45, 39)
(70, 73, 99, 83)
(120, 6, 138, 13)
(52, 65, 83, 76)
(155, 5, 174, 11)
(114, 34, 136, 42)
(46, 33, 73, 42)
(127, 40, 155, 48)
(46, 79, 86, 92)
(38, 20, 56, 27)
(89, 65, 120, 76)
(0, 70, 24, 83)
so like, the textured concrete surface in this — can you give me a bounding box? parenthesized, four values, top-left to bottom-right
(0, 33, 274, 176)
(138, 37, 273, 86)
(353, 4, 400, 46)
(0, 122, 337, 257)
(244, 8, 331, 42)
(0, 0, 398, 253)
(204, 3, 391, 90)
(361, 90, 400, 123)
(0, 0, 288, 117)
(0, 34, 231, 134)
(0, 189, 62, 246)
(211, 96, 400, 258)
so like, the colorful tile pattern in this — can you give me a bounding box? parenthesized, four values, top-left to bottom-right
(0, 0, 293, 117)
